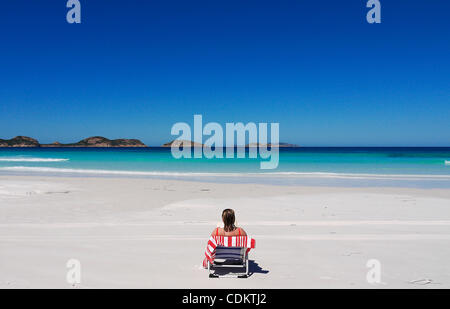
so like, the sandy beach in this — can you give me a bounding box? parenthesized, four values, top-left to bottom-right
(1, 175, 449, 288)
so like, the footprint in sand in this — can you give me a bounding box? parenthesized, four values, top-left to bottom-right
(342, 251, 362, 256)
(409, 278, 433, 285)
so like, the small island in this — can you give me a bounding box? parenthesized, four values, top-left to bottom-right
(161, 140, 204, 147)
(0, 136, 40, 147)
(0, 136, 147, 147)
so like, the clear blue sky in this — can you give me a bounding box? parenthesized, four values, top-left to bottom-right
(0, 0, 449, 146)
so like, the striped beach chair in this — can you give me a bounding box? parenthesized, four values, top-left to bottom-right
(203, 236, 256, 278)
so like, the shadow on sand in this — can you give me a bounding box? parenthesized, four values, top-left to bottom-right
(211, 260, 269, 278)
(248, 260, 269, 276)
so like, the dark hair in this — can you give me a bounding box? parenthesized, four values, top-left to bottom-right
(222, 209, 236, 232)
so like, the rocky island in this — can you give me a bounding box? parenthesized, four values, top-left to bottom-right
(161, 140, 204, 147)
(0, 136, 40, 147)
(0, 136, 147, 147)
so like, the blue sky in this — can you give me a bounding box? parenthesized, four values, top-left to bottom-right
(0, 0, 449, 146)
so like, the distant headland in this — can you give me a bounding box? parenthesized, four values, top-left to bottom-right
(162, 140, 299, 148)
(0, 136, 147, 147)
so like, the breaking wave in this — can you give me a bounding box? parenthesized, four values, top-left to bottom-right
(0, 166, 449, 181)
(0, 157, 69, 162)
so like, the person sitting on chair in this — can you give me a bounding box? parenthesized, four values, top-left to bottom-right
(211, 208, 247, 237)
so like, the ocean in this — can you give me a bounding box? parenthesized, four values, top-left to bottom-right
(0, 147, 449, 188)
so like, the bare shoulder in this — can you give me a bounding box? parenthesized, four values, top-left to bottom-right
(211, 228, 218, 236)
(239, 227, 247, 236)
(211, 227, 223, 236)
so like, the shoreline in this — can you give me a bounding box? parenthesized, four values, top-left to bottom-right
(1, 170, 450, 189)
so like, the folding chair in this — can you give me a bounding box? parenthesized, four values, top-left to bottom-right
(207, 246, 249, 278)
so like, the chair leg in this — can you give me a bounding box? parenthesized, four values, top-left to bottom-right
(238, 257, 249, 278)
(208, 261, 218, 278)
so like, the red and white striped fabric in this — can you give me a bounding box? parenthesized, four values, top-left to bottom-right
(203, 236, 256, 268)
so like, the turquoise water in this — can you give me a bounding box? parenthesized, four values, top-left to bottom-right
(1, 147, 449, 187)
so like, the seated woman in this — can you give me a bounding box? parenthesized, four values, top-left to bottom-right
(211, 208, 247, 237)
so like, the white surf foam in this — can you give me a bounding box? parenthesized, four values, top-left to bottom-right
(0, 157, 69, 162)
(0, 166, 449, 181)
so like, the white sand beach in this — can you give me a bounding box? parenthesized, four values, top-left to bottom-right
(1, 175, 450, 288)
